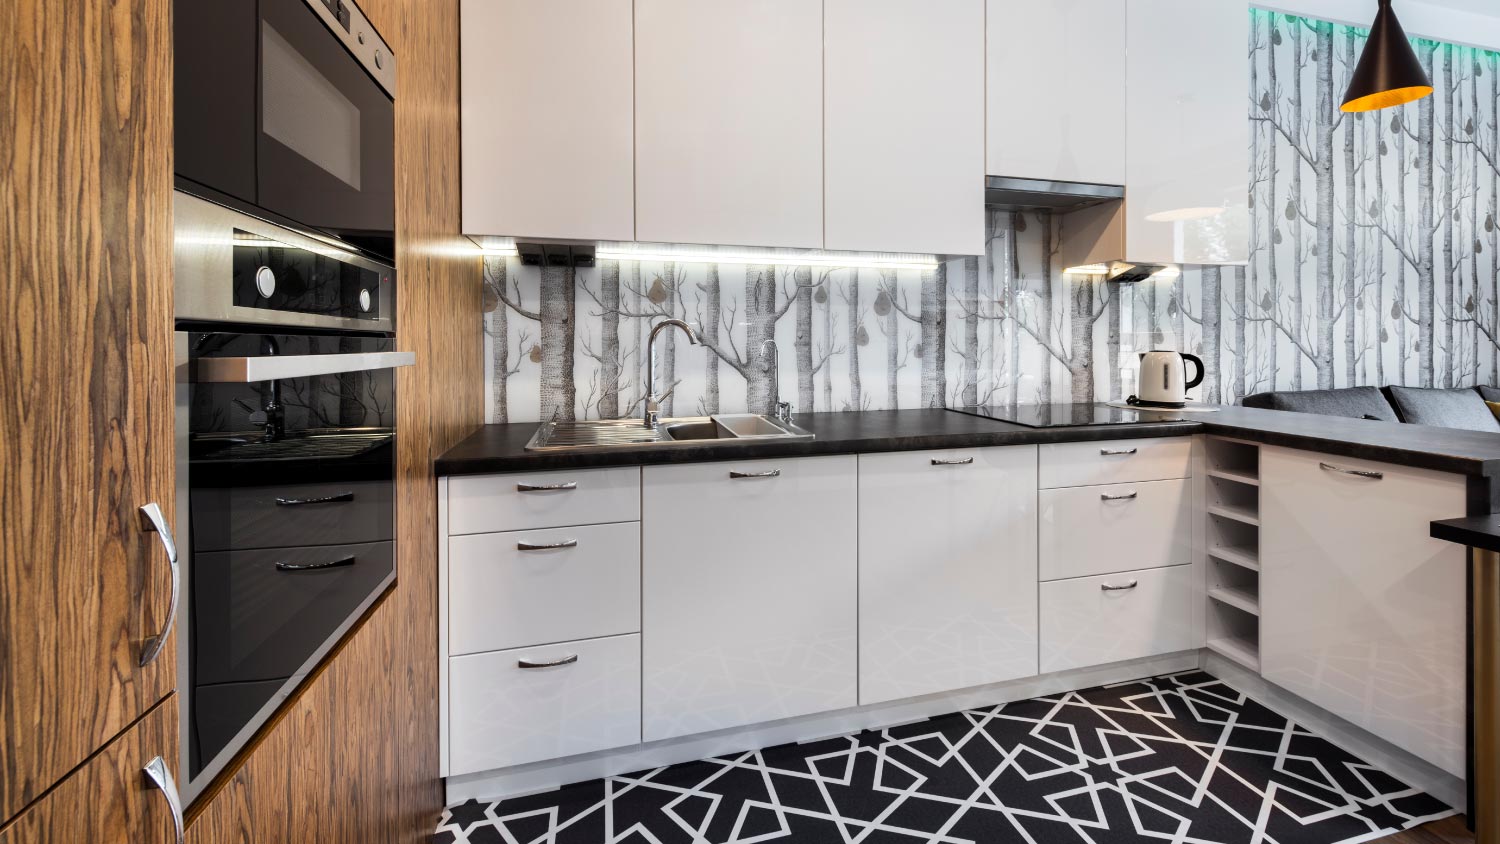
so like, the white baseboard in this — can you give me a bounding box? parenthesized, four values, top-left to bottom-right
(444, 650, 1200, 805)
(1201, 650, 1468, 814)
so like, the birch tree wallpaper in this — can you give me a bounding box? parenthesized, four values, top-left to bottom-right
(482, 9, 1500, 425)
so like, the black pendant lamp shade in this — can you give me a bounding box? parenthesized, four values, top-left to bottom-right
(1342, 0, 1433, 112)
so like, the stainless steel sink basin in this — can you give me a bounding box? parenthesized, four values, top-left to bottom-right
(525, 414, 814, 451)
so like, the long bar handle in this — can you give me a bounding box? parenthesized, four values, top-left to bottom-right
(518, 654, 579, 669)
(730, 470, 781, 479)
(142, 757, 185, 844)
(931, 457, 975, 466)
(518, 539, 579, 551)
(192, 351, 415, 383)
(1100, 448, 1138, 456)
(275, 555, 357, 572)
(1100, 492, 1139, 501)
(1101, 580, 1139, 592)
(137, 504, 178, 668)
(1319, 461, 1383, 480)
(517, 481, 578, 492)
(275, 491, 355, 506)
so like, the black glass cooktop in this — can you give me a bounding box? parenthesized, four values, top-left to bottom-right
(948, 403, 1192, 428)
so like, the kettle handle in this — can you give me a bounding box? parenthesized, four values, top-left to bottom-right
(1181, 353, 1205, 390)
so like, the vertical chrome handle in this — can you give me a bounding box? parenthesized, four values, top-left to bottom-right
(137, 504, 178, 668)
(517, 481, 578, 492)
(931, 457, 975, 466)
(1100, 448, 1138, 456)
(1101, 580, 1139, 592)
(1319, 462, 1383, 480)
(142, 757, 185, 844)
(517, 539, 579, 551)
(730, 470, 781, 479)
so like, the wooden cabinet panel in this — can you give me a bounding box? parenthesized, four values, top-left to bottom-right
(0, 699, 180, 844)
(0, 0, 176, 821)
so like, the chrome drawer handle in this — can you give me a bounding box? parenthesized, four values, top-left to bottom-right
(730, 470, 781, 479)
(517, 481, 578, 492)
(1100, 448, 1138, 456)
(137, 504, 178, 668)
(518, 654, 578, 669)
(931, 457, 975, 466)
(142, 757, 185, 844)
(1319, 462, 1383, 480)
(1100, 492, 1139, 501)
(517, 539, 578, 551)
(276, 491, 355, 506)
(1101, 580, 1139, 591)
(275, 555, 356, 572)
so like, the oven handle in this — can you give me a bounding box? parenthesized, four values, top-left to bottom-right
(275, 555, 357, 572)
(276, 492, 356, 507)
(192, 352, 415, 384)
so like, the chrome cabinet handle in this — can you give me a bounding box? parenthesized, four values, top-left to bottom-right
(730, 470, 781, 479)
(275, 555, 356, 572)
(142, 756, 185, 844)
(192, 351, 415, 383)
(1100, 448, 1138, 456)
(518, 654, 578, 669)
(1100, 492, 1139, 501)
(931, 457, 975, 466)
(1319, 462, 1383, 480)
(517, 539, 578, 551)
(517, 481, 578, 492)
(275, 491, 355, 506)
(1101, 580, 1139, 591)
(137, 504, 178, 668)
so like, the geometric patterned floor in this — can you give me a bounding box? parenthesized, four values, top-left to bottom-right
(434, 671, 1455, 844)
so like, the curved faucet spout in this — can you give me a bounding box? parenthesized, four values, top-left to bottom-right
(645, 319, 700, 428)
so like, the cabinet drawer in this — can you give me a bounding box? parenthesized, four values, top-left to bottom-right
(448, 467, 640, 535)
(1039, 478, 1190, 580)
(1040, 565, 1194, 673)
(192, 479, 392, 552)
(1038, 437, 1191, 489)
(448, 634, 641, 775)
(448, 523, 640, 655)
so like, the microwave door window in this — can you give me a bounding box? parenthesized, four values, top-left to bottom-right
(262, 21, 361, 190)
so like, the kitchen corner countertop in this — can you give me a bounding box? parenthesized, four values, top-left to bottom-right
(435, 406, 1500, 477)
(1431, 515, 1500, 552)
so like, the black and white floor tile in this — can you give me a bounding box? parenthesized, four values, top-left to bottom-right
(434, 671, 1454, 844)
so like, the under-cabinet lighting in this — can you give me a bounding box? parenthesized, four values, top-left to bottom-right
(478, 246, 520, 257)
(1064, 264, 1111, 275)
(1144, 207, 1226, 223)
(593, 249, 939, 272)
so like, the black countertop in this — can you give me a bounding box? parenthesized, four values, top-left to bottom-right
(1432, 515, 1500, 552)
(436, 405, 1500, 478)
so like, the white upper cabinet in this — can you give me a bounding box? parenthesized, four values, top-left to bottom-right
(824, 0, 985, 255)
(635, 0, 823, 249)
(460, 0, 635, 241)
(1123, 0, 1249, 264)
(986, 0, 1126, 185)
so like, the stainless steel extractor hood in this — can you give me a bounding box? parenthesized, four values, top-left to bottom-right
(984, 175, 1124, 213)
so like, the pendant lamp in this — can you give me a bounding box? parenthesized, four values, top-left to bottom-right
(1341, 0, 1433, 112)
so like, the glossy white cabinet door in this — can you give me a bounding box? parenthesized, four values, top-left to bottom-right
(1123, 0, 1248, 264)
(986, 0, 1125, 185)
(1040, 564, 1193, 673)
(447, 466, 641, 535)
(858, 448, 1038, 706)
(824, 0, 985, 255)
(1038, 437, 1191, 489)
(1038, 478, 1192, 580)
(642, 456, 858, 742)
(636, 0, 822, 249)
(1260, 446, 1467, 777)
(460, 0, 634, 241)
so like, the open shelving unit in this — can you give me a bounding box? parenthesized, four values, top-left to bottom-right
(1205, 437, 1262, 672)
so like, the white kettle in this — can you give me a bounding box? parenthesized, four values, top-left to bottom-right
(1129, 350, 1204, 408)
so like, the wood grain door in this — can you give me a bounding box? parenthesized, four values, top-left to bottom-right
(0, 0, 176, 823)
(0, 698, 181, 844)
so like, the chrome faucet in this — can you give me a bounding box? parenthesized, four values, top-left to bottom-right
(645, 319, 700, 429)
(760, 339, 792, 424)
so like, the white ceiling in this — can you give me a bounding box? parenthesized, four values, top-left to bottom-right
(1419, 0, 1498, 13)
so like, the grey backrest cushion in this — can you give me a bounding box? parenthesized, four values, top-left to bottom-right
(1478, 385, 1500, 404)
(1244, 386, 1399, 421)
(1387, 386, 1500, 432)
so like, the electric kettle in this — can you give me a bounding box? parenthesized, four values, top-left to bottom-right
(1128, 350, 1205, 408)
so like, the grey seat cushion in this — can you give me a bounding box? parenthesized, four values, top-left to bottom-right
(1478, 385, 1500, 404)
(1387, 386, 1500, 432)
(1241, 387, 1399, 421)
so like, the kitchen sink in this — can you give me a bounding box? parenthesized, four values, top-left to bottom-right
(524, 414, 814, 451)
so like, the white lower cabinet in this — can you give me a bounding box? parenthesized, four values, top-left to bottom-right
(858, 447, 1038, 705)
(1040, 565, 1194, 673)
(448, 634, 642, 776)
(1039, 478, 1191, 580)
(642, 456, 858, 743)
(1260, 446, 1468, 777)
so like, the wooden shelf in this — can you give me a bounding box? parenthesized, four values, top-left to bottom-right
(1208, 503, 1260, 527)
(1209, 545, 1260, 571)
(1206, 635, 1260, 672)
(1209, 585, 1260, 616)
(1208, 468, 1259, 487)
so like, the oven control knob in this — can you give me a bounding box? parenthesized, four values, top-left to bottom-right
(374, 49, 384, 70)
(255, 266, 276, 298)
(358, 288, 372, 313)
(357, 31, 366, 45)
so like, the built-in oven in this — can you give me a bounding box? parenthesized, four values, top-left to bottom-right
(175, 0, 396, 261)
(173, 192, 411, 803)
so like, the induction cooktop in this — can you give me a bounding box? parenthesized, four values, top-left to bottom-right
(948, 402, 1192, 429)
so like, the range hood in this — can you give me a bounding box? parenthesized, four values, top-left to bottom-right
(984, 175, 1123, 213)
(986, 176, 1168, 282)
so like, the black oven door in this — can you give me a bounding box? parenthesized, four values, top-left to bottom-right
(184, 331, 397, 782)
(176, 0, 395, 259)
